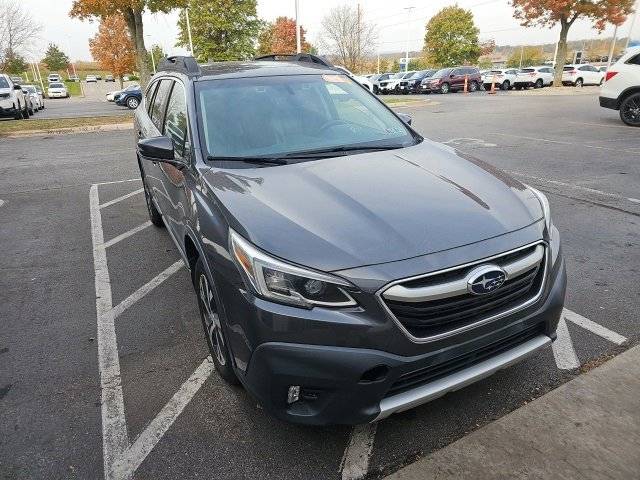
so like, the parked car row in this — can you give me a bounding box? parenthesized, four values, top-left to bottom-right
(48, 72, 116, 83)
(367, 63, 608, 95)
(0, 73, 45, 120)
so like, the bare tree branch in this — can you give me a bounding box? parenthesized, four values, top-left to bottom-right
(0, 0, 43, 65)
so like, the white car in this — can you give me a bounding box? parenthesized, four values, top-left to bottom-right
(0, 73, 29, 119)
(22, 85, 42, 112)
(48, 73, 61, 83)
(86, 75, 97, 83)
(47, 82, 69, 98)
(482, 68, 518, 90)
(378, 71, 416, 94)
(333, 66, 374, 92)
(106, 90, 121, 102)
(514, 66, 555, 89)
(562, 64, 604, 87)
(599, 46, 640, 127)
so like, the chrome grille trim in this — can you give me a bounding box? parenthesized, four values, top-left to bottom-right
(376, 241, 548, 343)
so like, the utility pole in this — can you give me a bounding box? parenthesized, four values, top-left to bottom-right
(35, 61, 45, 92)
(606, 24, 619, 71)
(185, 8, 194, 56)
(146, 35, 156, 73)
(295, 0, 301, 53)
(403, 6, 414, 72)
(624, 0, 639, 50)
(519, 45, 524, 69)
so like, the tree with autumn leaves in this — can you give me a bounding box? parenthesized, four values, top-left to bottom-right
(512, 0, 635, 87)
(89, 15, 135, 88)
(70, 0, 186, 86)
(258, 17, 311, 55)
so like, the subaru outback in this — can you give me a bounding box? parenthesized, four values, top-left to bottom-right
(134, 55, 566, 425)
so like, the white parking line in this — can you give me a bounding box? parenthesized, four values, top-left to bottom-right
(489, 132, 640, 154)
(95, 178, 141, 186)
(104, 221, 152, 248)
(563, 308, 627, 345)
(110, 261, 183, 320)
(340, 423, 378, 480)
(100, 188, 144, 209)
(0, 199, 4, 208)
(552, 317, 580, 370)
(112, 357, 214, 480)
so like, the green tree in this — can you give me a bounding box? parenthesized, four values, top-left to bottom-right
(43, 43, 70, 71)
(505, 46, 545, 68)
(2, 51, 27, 75)
(423, 6, 481, 67)
(177, 0, 260, 61)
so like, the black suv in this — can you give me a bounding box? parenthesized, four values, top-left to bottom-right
(135, 55, 566, 425)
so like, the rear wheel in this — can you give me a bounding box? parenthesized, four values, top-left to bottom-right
(575, 78, 583, 88)
(535, 79, 543, 89)
(501, 80, 510, 90)
(126, 96, 139, 109)
(619, 92, 640, 127)
(194, 258, 239, 385)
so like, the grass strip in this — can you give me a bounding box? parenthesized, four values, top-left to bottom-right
(0, 115, 133, 136)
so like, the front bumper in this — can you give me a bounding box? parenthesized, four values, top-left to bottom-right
(0, 103, 18, 117)
(240, 254, 567, 425)
(48, 92, 67, 98)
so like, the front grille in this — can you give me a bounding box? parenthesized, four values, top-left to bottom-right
(382, 243, 546, 339)
(385, 322, 544, 398)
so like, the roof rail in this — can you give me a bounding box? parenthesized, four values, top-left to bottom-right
(254, 53, 333, 67)
(157, 56, 201, 76)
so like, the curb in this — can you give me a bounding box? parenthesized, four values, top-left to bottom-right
(2, 122, 133, 138)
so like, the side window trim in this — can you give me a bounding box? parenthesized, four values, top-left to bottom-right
(146, 81, 159, 114)
(162, 79, 191, 160)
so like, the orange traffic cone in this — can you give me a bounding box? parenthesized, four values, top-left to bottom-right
(488, 74, 497, 94)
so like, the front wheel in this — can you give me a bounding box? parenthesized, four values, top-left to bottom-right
(619, 92, 640, 127)
(126, 97, 139, 109)
(194, 258, 239, 385)
(469, 81, 478, 92)
(501, 80, 510, 91)
(575, 78, 583, 88)
(440, 82, 450, 94)
(14, 101, 23, 120)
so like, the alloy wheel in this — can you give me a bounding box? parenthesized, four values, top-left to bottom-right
(620, 94, 640, 126)
(198, 274, 226, 366)
(127, 97, 139, 109)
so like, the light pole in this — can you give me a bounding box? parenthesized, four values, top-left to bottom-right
(403, 6, 414, 72)
(145, 35, 156, 73)
(295, 0, 301, 53)
(606, 24, 619, 71)
(185, 7, 194, 56)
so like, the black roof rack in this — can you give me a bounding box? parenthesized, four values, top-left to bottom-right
(157, 56, 201, 76)
(254, 53, 333, 67)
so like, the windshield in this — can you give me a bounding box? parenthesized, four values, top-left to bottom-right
(24, 86, 36, 93)
(392, 72, 404, 79)
(49, 83, 64, 88)
(0, 78, 9, 88)
(124, 84, 139, 91)
(520, 68, 535, 73)
(196, 74, 417, 160)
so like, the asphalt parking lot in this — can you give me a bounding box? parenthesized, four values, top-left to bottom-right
(35, 98, 134, 119)
(1, 90, 639, 480)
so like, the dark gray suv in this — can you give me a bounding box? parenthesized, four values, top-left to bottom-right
(135, 56, 566, 425)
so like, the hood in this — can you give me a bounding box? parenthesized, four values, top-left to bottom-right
(204, 141, 543, 272)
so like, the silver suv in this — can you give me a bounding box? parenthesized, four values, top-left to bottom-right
(0, 74, 29, 120)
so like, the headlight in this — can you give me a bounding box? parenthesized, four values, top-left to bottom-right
(229, 229, 357, 309)
(527, 186, 553, 232)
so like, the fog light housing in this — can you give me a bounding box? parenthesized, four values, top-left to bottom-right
(287, 385, 300, 404)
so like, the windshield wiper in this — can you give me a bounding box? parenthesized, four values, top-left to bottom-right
(281, 145, 405, 158)
(206, 155, 288, 165)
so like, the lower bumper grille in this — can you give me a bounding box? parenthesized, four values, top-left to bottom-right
(385, 322, 545, 398)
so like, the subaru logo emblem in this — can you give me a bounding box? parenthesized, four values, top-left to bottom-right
(467, 265, 507, 295)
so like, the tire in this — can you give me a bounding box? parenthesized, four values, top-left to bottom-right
(535, 79, 543, 89)
(619, 92, 640, 127)
(440, 82, 450, 94)
(469, 81, 478, 92)
(126, 96, 139, 109)
(194, 257, 239, 385)
(14, 100, 23, 120)
(501, 80, 510, 91)
(575, 78, 583, 88)
(140, 171, 164, 227)
(515, 85, 522, 91)
(28, 105, 34, 115)
(22, 104, 29, 119)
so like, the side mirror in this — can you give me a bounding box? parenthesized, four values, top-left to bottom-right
(137, 136, 186, 169)
(397, 113, 412, 125)
(13, 84, 22, 90)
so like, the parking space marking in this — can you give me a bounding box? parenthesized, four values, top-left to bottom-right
(104, 221, 152, 248)
(0, 199, 4, 208)
(112, 357, 214, 480)
(90, 184, 130, 477)
(90, 182, 207, 480)
(340, 423, 378, 480)
(552, 317, 581, 370)
(96, 178, 140, 186)
(110, 261, 183, 320)
(443, 138, 497, 148)
(563, 308, 627, 345)
(506, 171, 640, 206)
(100, 188, 144, 209)
(489, 132, 640, 155)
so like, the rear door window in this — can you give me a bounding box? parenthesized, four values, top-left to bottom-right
(150, 79, 173, 131)
(626, 54, 640, 66)
(145, 81, 158, 113)
(163, 82, 190, 158)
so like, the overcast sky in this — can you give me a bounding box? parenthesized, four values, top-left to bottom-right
(20, 0, 639, 62)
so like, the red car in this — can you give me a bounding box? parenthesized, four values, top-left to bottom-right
(426, 66, 482, 94)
